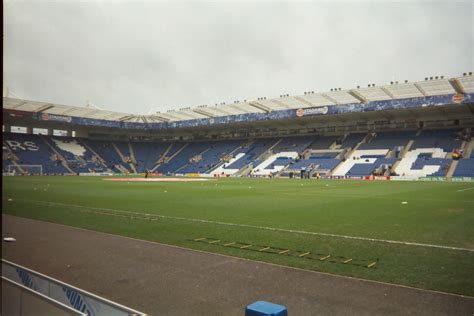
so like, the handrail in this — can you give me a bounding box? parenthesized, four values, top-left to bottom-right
(2, 259, 147, 316)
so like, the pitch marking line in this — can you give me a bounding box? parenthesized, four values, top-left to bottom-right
(4, 198, 474, 253)
(456, 187, 474, 192)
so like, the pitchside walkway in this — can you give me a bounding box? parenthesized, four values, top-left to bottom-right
(2, 215, 473, 315)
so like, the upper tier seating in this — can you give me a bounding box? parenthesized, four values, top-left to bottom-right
(359, 131, 415, 150)
(271, 137, 314, 154)
(308, 136, 338, 149)
(411, 129, 462, 152)
(340, 133, 365, 149)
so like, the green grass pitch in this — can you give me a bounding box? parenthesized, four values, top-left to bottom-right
(2, 176, 474, 296)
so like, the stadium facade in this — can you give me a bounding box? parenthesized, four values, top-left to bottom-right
(3, 74, 474, 180)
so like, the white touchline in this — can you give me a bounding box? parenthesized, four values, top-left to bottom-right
(5, 197, 474, 253)
(456, 187, 474, 192)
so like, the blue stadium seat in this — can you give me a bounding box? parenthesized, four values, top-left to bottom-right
(453, 159, 474, 177)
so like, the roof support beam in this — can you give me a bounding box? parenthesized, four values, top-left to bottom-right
(321, 94, 338, 104)
(347, 90, 367, 103)
(100, 113, 116, 120)
(193, 108, 216, 118)
(118, 114, 136, 121)
(380, 87, 396, 99)
(161, 112, 182, 121)
(82, 109, 101, 117)
(248, 101, 271, 113)
(413, 83, 427, 97)
(230, 104, 253, 114)
(270, 99, 293, 109)
(293, 96, 316, 108)
(149, 115, 169, 122)
(35, 103, 55, 112)
(210, 107, 234, 115)
(448, 78, 466, 94)
(12, 101, 28, 109)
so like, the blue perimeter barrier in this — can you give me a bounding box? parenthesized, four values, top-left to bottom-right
(246, 301, 288, 316)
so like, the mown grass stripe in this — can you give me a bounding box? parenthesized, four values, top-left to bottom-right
(5, 197, 473, 253)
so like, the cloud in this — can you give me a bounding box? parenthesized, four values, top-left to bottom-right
(4, 0, 473, 114)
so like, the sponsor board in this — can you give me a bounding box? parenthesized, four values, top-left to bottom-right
(364, 176, 391, 180)
(419, 177, 448, 182)
(452, 93, 464, 104)
(34, 112, 72, 123)
(4, 109, 31, 118)
(186, 173, 202, 177)
(451, 177, 473, 182)
(390, 176, 420, 181)
(104, 177, 211, 182)
(360, 176, 474, 182)
(295, 106, 329, 117)
(79, 173, 114, 176)
(321, 176, 363, 180)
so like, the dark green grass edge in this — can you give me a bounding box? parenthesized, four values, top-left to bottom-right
(3, 198, 474, 298)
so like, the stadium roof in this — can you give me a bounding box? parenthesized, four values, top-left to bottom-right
(3, 74, 473, 123)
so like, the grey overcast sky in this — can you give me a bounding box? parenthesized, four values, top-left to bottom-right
(4, 0, 473, 114)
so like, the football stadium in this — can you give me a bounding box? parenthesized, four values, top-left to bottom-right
(2, 1, 474, 315)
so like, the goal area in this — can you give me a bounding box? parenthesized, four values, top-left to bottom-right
(7, 165, 43, 175)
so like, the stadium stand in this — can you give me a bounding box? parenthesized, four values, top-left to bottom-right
(49, 137, 104, 173)
(453, 159, 474, 177)
(132, 141, 170, 173)
(340, 133, 366, 150)
(411, 129, 462, 152)
(4, 133, 69, 174)
(157, 142, 209, 174)
(178, 140, 242, 174)
(3, 128, 472, 178)
(359, 131, 415, 150)
(223, 139, 278, 171)
(84, 139, 131, 173)
(3, 73, 473, 179)
(307, 136, 338, 150)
